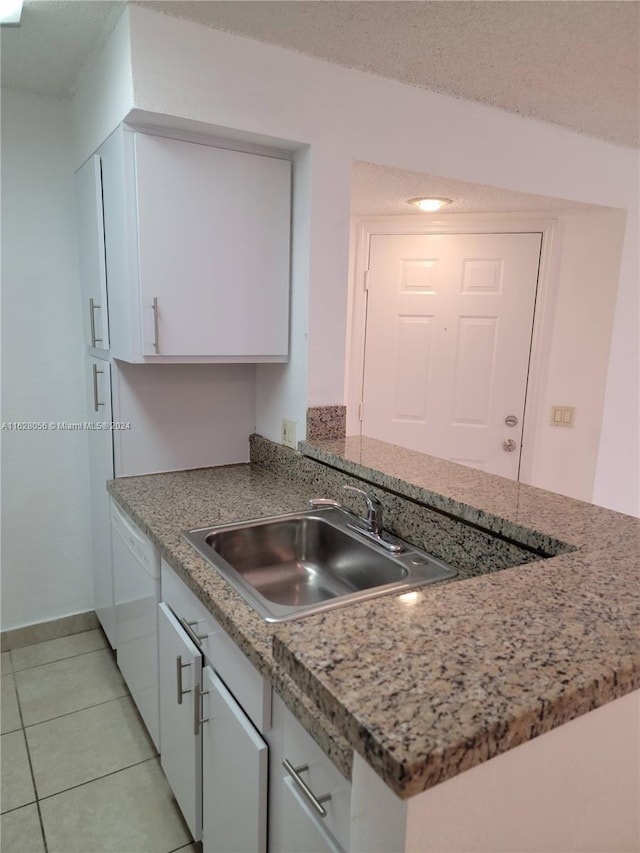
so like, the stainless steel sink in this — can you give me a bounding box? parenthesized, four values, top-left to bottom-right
(183, 507, 457, 622)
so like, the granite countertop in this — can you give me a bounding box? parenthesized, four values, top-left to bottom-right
(109, 436, 640, 801)
(107, 463, 355, 778)
(273, 437, 640, 797)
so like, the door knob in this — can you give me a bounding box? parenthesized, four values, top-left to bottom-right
(502, 439, 517, 452)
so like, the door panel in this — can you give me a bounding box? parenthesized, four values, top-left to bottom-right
(201, 666, 267, 853)
(452, 316, 498, 425)
(75, 154, 109, 351)
(134, 133, 290, 358)
(362, 233, 542, 479)
(86, 359, 115, 646)
(393, 315, 434, 422)
(158, 602, 202, 840)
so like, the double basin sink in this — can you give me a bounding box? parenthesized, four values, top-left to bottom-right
(184, 505, 457, 622)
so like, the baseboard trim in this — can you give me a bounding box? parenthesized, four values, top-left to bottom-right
(0, 611, 99, 651)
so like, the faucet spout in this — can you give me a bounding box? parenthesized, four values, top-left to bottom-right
(307, 485, 402, 553)
(342, 485, 383, 536)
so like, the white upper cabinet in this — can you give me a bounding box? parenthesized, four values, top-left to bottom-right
(75, 154, 110, 354)
(100, 126, 291, 363)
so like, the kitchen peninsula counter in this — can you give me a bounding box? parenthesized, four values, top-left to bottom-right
(108, 435, 640, 801)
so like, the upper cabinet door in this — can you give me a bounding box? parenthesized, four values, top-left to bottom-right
(75, 154, 109, 353)
(133, 133, 291, 360)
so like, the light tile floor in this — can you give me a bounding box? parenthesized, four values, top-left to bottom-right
(1, 629, 198, 853)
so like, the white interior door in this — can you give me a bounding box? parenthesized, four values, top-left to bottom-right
(361, 232, 542, 479)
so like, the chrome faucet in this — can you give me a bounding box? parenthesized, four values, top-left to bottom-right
(307, 485, 402, 552)
(342, 485, 383, 536)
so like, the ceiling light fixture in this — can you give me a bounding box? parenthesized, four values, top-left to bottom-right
(0, 0, 23, 26)
(408, 197, 452, 212)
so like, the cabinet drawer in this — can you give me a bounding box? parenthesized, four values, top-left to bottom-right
(161, 559, 271, 732)
(275, 694, 351, 852)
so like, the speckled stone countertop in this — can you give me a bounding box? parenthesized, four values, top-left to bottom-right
(272, 436, 640, 797)
(107, 464, 355, 779)
(108, 436, 640, 802)
(299, 436, 640, 553)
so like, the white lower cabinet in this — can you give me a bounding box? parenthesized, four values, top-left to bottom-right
(111, 501, 161, 749)
(159, 560, 272, 852)
(158, 601, 202, 841)
(86, 357, 116, 648)
(201, 666, 268, 853)
(269, 694, 351, 853)
(159, 560, 353, 853)
(277, 778, 344, 853)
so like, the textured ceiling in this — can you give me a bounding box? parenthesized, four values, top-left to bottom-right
(1, 1, 638, 147)
(140, 0, 640, 148)
(351, 162, 600, 217)
(0, 1, 633, 216)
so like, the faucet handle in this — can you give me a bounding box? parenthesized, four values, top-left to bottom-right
(307, 497, 342, 510)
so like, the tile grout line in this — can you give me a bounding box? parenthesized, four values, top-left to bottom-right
(36, 755, 161, 803)
(5, 629, 192, 852)
(10, 668, 49, 853)
(9, 633, 115, 853)
(10, 640, 113, 675)
(21, 689, 134, 730)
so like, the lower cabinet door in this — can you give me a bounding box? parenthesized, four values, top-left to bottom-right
(201, 666, 268, 853)
(158, 602, 202, 841)
(86, 358, 116, 648)
(278, 776, 344, 853)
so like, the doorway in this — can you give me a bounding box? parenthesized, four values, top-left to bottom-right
(347, 221, 551, 482)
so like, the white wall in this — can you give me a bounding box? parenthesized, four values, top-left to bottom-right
(72, 9, 134, 167)
(593, 204, 640, 514)
(527, 209, 626, 500)
(113, 362, 256, 476)
(255, 147, 311, 442)
(1, 90, 93, 630)
(116, 5, 638, 516)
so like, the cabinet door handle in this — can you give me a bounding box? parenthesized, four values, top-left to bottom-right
(282, 759, 332, 817)
(89, 298, 102, 346)
(92, 364, 104, 412)
(178, 617, 211, 648)
(176, 655, 192, 705)
(152, 297, 159, 354)
(193, 682, 210, 736)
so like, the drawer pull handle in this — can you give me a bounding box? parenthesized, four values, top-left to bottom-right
(92, 364, 105, 412)
(194, 682, 210, 736)
(176, 655, 192, 705)
(152, 297, 159, 354)
(178, 617, 210, 648)
(282, 759, 331, 818)
(89, 298, 102, 346)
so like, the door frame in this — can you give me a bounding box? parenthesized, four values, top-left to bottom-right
(345, 214, 561, 485)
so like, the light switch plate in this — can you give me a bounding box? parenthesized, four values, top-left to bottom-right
(551, 406, 575, 427)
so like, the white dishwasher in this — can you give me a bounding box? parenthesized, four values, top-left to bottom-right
(110, 499, 161, 749)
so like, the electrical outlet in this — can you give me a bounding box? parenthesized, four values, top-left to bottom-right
(281, 419, 297, 449)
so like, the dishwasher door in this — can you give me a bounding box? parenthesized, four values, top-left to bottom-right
(111, 499, 161, 748)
